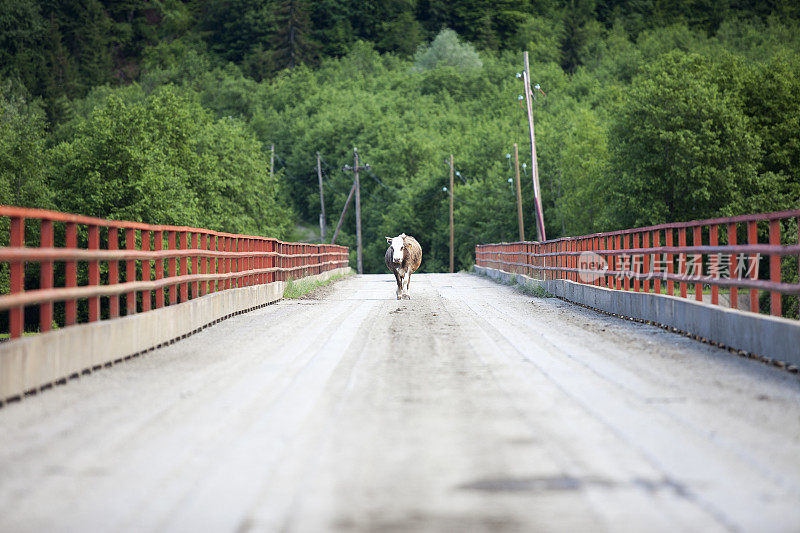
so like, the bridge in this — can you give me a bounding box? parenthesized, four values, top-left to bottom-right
(1, 206, 799, 532)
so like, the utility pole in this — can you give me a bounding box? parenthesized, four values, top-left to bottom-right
(522, 51, 546, 242)
(317, 152, 326, 241)
(331, 180, 355, 245)
(449, 154, 454, 273)
(342, 147, 369, 274)
(270, 143, 275, 180)
(513, 143, 525, 241)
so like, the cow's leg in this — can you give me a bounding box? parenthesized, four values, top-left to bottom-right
(394, 269, 403, 300)
(401, 270, 411, 299)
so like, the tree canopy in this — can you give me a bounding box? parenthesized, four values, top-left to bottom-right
(0, 0, 798, 274)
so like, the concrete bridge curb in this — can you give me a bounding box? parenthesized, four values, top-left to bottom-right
(475, 265, 800, 369)
(0, 267, 351, 403)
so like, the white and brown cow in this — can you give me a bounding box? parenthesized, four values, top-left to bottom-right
(385, 233, 422, 300)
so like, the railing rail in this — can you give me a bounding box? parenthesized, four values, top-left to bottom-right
(1, 206, 350, 339)
(476, 210, 800, 318)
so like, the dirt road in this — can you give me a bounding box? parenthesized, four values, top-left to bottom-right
(1, 273, 799, 532)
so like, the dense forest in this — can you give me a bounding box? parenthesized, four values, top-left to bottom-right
(1, 0, 799, 274)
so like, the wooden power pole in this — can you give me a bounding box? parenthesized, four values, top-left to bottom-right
(522, 51, 546, 242)
(513, 143, 525, 241)
(342, 147, 369, 274)
(330, 180, 356, 245)
(317, 152, 326, 241)
(449, 154, 454, 273)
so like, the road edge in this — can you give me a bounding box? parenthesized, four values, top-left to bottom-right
(474, 265, 800, 371)
(0, 267, 352, 404)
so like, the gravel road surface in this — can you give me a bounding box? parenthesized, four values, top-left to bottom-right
(1, 273, 799, 532)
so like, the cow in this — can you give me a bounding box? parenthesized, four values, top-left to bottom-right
(385, 233, 422, 300)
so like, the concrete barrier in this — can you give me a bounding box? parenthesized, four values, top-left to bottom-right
(0, 267, 351, 402)
(475, 265, 800, 368)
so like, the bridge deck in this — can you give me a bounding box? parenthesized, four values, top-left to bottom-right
(1, 273, 799, 532)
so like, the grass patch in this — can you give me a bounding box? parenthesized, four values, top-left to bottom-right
(0, 331, 42, 341)
(516, 281, 555, 298)
(471, 267, 555, 298)
(283, 273, 349, 299)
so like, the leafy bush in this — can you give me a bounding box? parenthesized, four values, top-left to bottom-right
(413, 29, 482, 71)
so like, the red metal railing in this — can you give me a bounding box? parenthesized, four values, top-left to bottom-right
(0, 206, 350, 339)
(476, 210, 800, 318)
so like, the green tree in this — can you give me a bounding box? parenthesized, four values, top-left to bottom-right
(49, 87, 202, 224)
(268, 0, 318, 71)
(607, 52, 761, 228)
(194, 116, 293, 236)
(50, 84, 293, 236)
(0, 89, 52, 208)
(0, 0, 46, 96)
(199, 0, 273, 63)
(413, 29, 482, 71)
(560, 0, 601, 73)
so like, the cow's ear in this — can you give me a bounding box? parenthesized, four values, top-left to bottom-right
(386, 236, 392, 243)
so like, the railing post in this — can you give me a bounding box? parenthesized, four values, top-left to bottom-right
(168, 231, 177, 305)
(526, 242, 531, 277)
(728, 223, 738, 309)
(154, 231, 164, 308)
(40, 219, 54, 332)
(679, 228, 687, 298)
(65, 222, 77, 325)
(180, 231, 188, 302)
(200, 233, 208, 296)
(545, 242, 550, 281)
(769, 219, 781, 316)
(231, 237, 237, 288)
(666, 229, 674, 297)
(210, 235, 219, 293)
(88, 225, 100, 322)
(108, 227, 119, 318)
(263, 239, 269, 282)
(694, 226, 703, 301)
(241, 237, 246, 287)
(559, 241, 562, 280)
(622, 234, 630, 291)
(251, 239, 257, 285)
(142, 231, 151, 312)
(632, 232, 640, 292)
(599, 236, 606, 287)
(564, 239, 584, 282)
(643, 232, 650, 293)
(240, 237, 246, 286)
(9, 216, 25, 339)
(250, 239, 256, 285)
(223, 236, 230, 291)
(267, 239, 273, 283)
(710, 225, 718, 305)
(192, 232, 200, 299)
(238, 237, 244, 287)
(748, 221, 758, 313)
(653, 231, 661, 295)
(126, 228, 137, 314)
(228, 235, 234, 289)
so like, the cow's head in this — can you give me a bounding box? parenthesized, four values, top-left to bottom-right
(386, 233, 406, 263)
